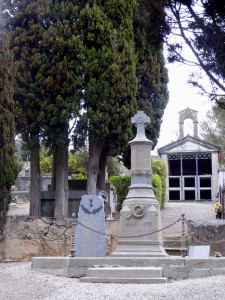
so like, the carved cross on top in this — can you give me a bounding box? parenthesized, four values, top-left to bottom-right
(131, 111, 150, 140)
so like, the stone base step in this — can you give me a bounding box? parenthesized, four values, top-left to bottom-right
(163, 235, 188, 256)
(79, 267, 167, 284)
(165, 248, 182, 256)
(80, 277, 167, 284)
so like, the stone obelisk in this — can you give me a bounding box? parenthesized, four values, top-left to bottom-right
(112, 111, 167, 257)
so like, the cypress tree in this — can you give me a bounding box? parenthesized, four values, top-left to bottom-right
(122, 0, 169, 168)
(0, 10, 17, 232)
(77, 0, 137, 194)
(3, 0, 50, 216)
(4, 0, 84, 217)
(36, 0, 84, 217)
(135, 0, 169, 145)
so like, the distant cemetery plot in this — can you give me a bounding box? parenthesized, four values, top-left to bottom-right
(75, 195, 106, 257)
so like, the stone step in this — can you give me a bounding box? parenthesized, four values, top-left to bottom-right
(163, 236, 188, 254)
(163, 240, 182, 248)
(163, 236, 188, 256)
(80, 277, 167, 284)
(79, 267, 167, 284)
(87, 266, 162, 278)
(165, 248, 182, 256)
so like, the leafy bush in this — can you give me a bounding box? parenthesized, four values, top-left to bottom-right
(40, 147, 53, 173)
(109, 159, 167, 211)
(39, 147, 88, 179)
(151, 159, 167, 209)
(151, 174, 162, 208)
(109, 175, 131, 211)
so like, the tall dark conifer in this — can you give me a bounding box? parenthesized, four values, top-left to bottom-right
(135, 0, 169, 146)
(3, 0, 49, 216)
(0, 12, 17, 231)
(122, 0, 169, 168)
(77, 0, 137, 194)
(37, 0, 84, 217)
(4, 0, 83, 217)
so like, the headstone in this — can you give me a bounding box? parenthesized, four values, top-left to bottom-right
(75, 195, 106, 257)
(188, 245, 210, 258)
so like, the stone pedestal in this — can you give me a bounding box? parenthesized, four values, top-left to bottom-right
(112, 111, 167, 257)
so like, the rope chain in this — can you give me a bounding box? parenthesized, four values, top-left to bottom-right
(40, 215, 225, 251)
(43, 238, 58, 250)
(75, 217, 182, 239)
(41, 220, 72, 242)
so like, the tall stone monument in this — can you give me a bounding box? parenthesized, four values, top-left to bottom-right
(112, 111, 167, 256)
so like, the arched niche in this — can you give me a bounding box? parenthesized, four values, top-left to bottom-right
(178, 108, 198, 138)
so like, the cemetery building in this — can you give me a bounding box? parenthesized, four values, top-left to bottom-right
(158, 108, 222, 201)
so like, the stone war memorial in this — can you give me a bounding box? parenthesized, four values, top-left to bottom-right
(112, 111, 167, 257)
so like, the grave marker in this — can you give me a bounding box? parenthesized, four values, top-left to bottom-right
(188, 245, 210, 258)
(75, 195, 106, 257)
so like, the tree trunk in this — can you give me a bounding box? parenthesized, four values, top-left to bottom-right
(97, 147, 108, 192)
(87, 139, 105, 195)
(54, 145, 69, 217)
(29, 148, 41, 217)
(51, 149, 56, 191)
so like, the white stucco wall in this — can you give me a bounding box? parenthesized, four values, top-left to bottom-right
(211, 152, 219, 200)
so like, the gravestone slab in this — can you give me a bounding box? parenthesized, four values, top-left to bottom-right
(75, 195, 106, 257)
(188, 245, 210, 258)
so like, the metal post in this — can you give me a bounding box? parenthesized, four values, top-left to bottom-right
(110, 233, 114, 255)
(196, 154, 199, 200)
(39, 234, 44, 257)
(180, 156, 184, 200)
(221, 188, 225, 219)
(181, 213, 186, 257)
(70, 213, 76, 257)
(64, 233, 67, 257)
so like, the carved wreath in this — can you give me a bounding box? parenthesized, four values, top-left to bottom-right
(126, 205, 146, 219)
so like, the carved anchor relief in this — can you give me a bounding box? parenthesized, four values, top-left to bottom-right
(126, 205, 146, 219)
(81, 199, 103, 215)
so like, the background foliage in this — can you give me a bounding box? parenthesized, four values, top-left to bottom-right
(109, 159, 167, 210)
(200, 104, 225, 164)
(0, 23, 17, 232)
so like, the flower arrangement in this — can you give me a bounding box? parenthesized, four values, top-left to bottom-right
(214, 202, 223, 212)
(214, 252, 222, 257)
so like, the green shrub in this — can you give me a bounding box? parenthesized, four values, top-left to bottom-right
(152, 159, 167, 209)
(151, 174, 162, 208)
(109, 159, 167, 211)
(109, 175, 131, 211)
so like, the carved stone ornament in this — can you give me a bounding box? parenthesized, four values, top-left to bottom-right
(131, 111, 150, 140)
(130, 168, 152, 175)
(126, 205, 146, 219)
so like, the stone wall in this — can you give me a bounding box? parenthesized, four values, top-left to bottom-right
(0, 216, 119, 262)
(188, 220, 225, 256)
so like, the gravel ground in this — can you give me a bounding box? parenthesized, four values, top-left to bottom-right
(0, 261, 225, 300)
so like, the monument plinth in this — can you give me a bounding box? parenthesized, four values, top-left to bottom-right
(112, 111, 167, 257)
